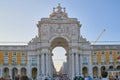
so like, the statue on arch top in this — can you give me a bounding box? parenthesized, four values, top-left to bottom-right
(49, 3, 68, 19)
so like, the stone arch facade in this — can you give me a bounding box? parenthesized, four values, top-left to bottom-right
(27, 4, 92, 80)
(1, 4, 120, 80)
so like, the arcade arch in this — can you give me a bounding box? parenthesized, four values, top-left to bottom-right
(12, 67, 18, 80)
(92, 66, 98, 77)
(101, 66, 106, 73)
(4, 67, 9, 78)
(117, 65, 120, 70)
(31, 67, 37, 79)
(50, 37, 68, 73)
(52, 47, 67, 72)
(21, 67, 27, 76)
(82, 67, 88, 77)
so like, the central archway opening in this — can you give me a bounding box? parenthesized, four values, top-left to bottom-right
(52, 47, 67, 72)
(51, 37, 69, 77)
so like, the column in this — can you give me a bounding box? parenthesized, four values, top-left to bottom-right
(88, 54, 92, 77)
(68, 53, 71, 79)
(41, 53, 45, 76)
(9, 68, 12, 79)
(75, 53, 79, 76)
(47, 54, 50, 77)
(2, 67, 4, 77)
(80, 54, 83, 75)
(27, 53, 31, 78)
(72, 53, 74, 80)
(49, 54, 52, 77)
(78, 54, 80, 75)
(39, 55, 42, 76)
(37, 54, 40, 78)
(69, 49, 73, 80)
(46, 53, 49, 76)
(98, 66, 101, 77)
(18, 68, 20, 76)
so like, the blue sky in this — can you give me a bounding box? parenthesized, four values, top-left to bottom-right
(0, 0, 120, 44)
(0, 0, 120, 71)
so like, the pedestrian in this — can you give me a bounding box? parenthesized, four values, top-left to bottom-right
(15, 76, 19, 80)
(88, 76, 92, 80)
(20, 76, 29, 80)
(74, 76, 77, 80)
(101, 71, 108, 80)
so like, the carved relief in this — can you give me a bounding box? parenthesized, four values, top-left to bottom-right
(41, 24, 50, 40)
(42, 25, 48, 35)
(70, 24, 77, 36)
(40, 23, 79, 41)
(49, 24, 72, 39)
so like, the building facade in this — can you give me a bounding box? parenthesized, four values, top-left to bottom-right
(0, 4, 120, 80)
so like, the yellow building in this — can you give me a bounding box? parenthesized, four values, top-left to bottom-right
(0, 46, 29, 79)
(91, 45, 120, 77)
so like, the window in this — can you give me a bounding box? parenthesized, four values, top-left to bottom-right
(109, 51, 113, 63)
(101, 51, 105, 63)
(22, 52, 26, 56)
(93, 52, 97, 64)
(83, 56, 87, 65)
(31, 57, 37, 66)
(4, 51, 8, 56)
(12, 51, 17, 65)
(13, 51, 16, 56)
(21, 57, 26, 65)
(12, 58, 16, 65)
(4, 57, 8, 64)
(21, 52, 26, 65)
(4, 51, 8, 64)
(117, 51, 120, 55)
(117, 51, 120, 63)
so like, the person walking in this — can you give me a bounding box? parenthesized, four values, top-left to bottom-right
(20, 76, 29, 80)
(101, 71, 108, 80)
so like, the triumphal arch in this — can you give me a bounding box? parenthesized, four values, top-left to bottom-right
(28, 4, 92, 80)
(1, 3, 120, 80)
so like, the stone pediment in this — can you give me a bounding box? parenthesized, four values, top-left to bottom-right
(49, 3, 68, 19)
